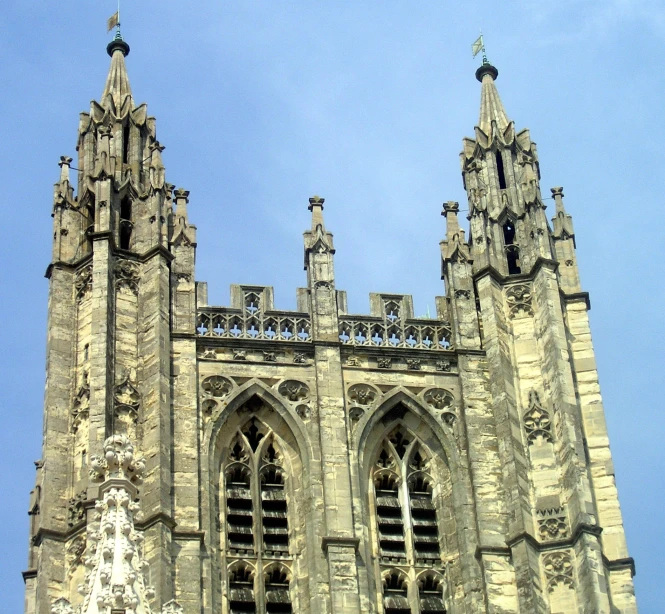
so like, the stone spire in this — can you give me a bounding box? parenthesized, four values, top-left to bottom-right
(101, 36, 133, 113)
(476, 63, 509, 136)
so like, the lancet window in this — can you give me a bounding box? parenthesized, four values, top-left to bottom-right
(502, 220, 521, 275)
(372, 426, 448, 613)
(223, 417, 293, 613)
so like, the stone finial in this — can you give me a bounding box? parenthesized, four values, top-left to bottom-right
(58, 156, 73, 183)
(551, 186, 565, 213)
(174, 188, 190, 221)
(308, 195, 325, 211)
(442, 201, 462, 240)
(89, 435, 145, 484)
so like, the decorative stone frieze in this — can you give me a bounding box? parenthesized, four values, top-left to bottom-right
(201, 375, 232, 398)
(278, 380, 309, 403)
(348, 383, 378, 406)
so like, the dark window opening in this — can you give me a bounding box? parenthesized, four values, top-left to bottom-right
(123, 124, 130, 164)
(119, 197, 132, 250)
(502, 222, 521, 274)
(495, 150, 507, 189)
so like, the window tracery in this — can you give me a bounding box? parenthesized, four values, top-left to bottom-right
(222, 416, 294, 613)
(372, 424, 448, 614)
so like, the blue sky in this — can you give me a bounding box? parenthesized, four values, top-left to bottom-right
(1, 1, 663, 610)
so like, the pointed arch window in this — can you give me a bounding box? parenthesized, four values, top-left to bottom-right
(119, 196, 133, 250)
(502, 221, 521, 275)
(371, 423, 448, 613)
(222, 415, 294, 613)
(495, 150, 507, 189)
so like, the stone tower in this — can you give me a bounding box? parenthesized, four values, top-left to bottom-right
(24, 37, 637, 614)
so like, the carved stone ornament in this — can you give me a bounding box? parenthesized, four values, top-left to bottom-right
(523, 391, 553, 446)
(406, 358, 421, 371)
(543, 551, 575, 592)
(67, 489, 87, 527)
(233, 349, 247, 361)
(454, 289, 471, 300)
(296, 404, 311, 420)
(345, 355, 360, 367)
(278, 380, 310, 403)
(538, 516, 568, 541)
(114, 376, 140, 409)
(89, 435, 145, 484)
(161, 601, 184, 614)
(66, 535, 87, 577)
(435, 359, 453, 372)
(377, 357, 392, 369)
(506, 283, 534, 318)
(294, 352, 307, 364)
(73, 437, 157, 614)
(51, 598, 74, 614)
(201, 375, 233, 398)
(348, 383, 378, 406)
(75, 265, 93, 303)
(423, 388, 454, 411)
(115, 259, 140, 294)
(71, 379, 90, 432)
(263, 351, 277, 362)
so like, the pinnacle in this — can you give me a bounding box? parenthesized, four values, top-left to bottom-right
(101, 37, 133, 112)
(476, 64, 509, 135)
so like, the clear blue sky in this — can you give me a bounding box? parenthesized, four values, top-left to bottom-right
(1, 2, 663, 611)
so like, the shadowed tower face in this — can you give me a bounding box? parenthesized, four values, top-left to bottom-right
(25, 37, 636, 614)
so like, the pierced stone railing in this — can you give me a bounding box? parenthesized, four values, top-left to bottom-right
(197, 309, 312, 343)
(338, 317, 453, 351)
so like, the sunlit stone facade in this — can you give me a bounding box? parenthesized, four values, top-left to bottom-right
(24, 37, 637, 614)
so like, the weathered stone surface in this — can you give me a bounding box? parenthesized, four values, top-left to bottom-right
(25, 43, 636, 614)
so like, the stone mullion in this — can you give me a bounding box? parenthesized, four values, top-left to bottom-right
(475, 273, 546, 613)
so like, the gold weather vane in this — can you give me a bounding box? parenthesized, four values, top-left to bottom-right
(472, 33, 489, 65)
(107, 0, 121, 38)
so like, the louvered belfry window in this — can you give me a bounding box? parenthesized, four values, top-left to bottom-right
(373, 425, 447, 613)
(223, 417, 293, 613)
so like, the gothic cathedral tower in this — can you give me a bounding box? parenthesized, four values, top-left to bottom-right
(25, 38, 636, 614)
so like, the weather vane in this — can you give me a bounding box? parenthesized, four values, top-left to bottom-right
(107, 0, 122, 40)
(472, 33, 489, 65)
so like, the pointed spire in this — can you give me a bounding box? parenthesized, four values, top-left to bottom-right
(476, 63, 510, 135)
(102, 34, 133, 112)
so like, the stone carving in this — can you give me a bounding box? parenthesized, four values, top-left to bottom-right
(75, 265, 93, 303)
(278, 380, 309, 403)
(75, 437, 155, 614)
(88, 435, 145, 484)
(454, 289, 471, 300)
(233, 349, 247, 361)
(293, 352, 307, 364)
(201, 399, 217, 418)
(377, 357, 392, 369)
(345, 355, 360, 367)
(201, 375, 232, 398)
(423, 388, 454, 411)
(66, 535, 86, 577)
(263, 351, 276, 362)
(162, 601, 184, 614)
(349, 406, 364, 424)
(523, 391, 553, 445)
(435, 359, 452, 372)
(506, 284, 533, 318)
(115, 259, 140, 294)
(406, 358, 421, 371)
(67, 489, 87, 527)
(348, 383, 378, 406)
(71, 378, 90, 433)
(441, 411, 457, 426)
(538, 516, 568, 541)
(114, 376, 140, 408)
(543, 551, 575, 592)
(296, 404, 311, 420)
(51, 598, 74, 614)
